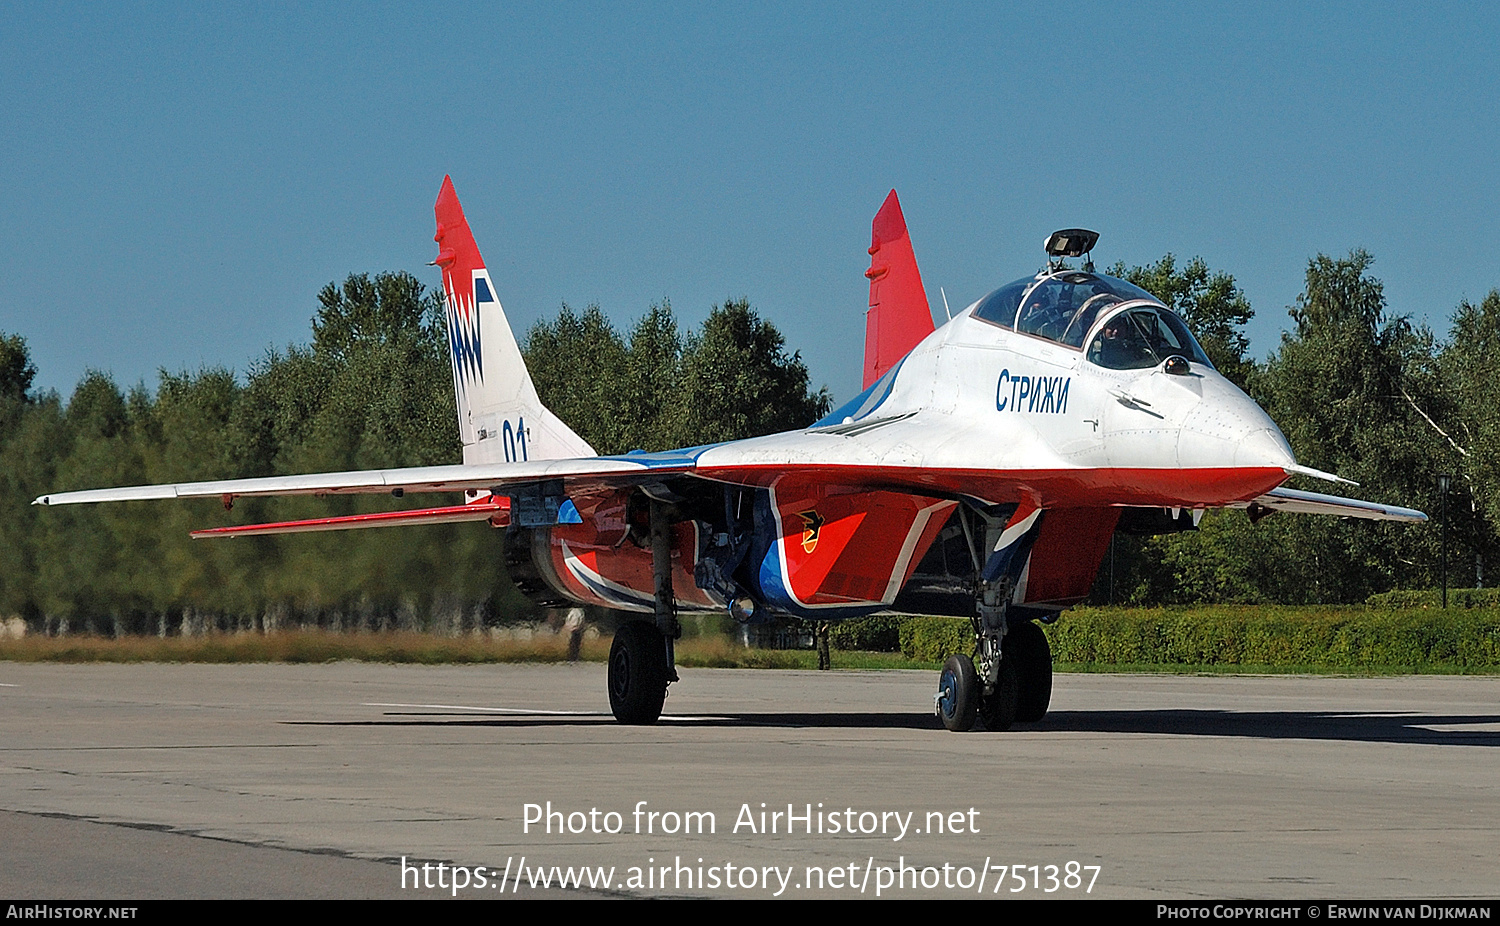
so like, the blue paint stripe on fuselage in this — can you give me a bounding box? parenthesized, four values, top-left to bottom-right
(811, 358, 905, 428)
(569, 563, 656, 610)
(747, 488, 886, 621)
(601, 445, 718, 468)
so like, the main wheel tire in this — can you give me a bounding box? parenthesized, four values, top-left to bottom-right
(978, 651, 1019, 732)
(1009, 620, 1053, 723)
(608, 622, 669, 724)
(937, 654, 979, 732)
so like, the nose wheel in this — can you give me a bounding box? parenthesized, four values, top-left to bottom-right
(934, 620, 1051, 732)
(936, 654, 979, 731)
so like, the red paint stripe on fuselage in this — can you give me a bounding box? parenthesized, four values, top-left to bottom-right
(695, 464, 1285, 508)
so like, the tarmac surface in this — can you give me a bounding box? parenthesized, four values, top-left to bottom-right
(1, 662, 1497, 899)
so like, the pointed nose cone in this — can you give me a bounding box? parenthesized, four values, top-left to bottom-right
(1178, 377, 1297, 475)
(1233, 424, 1296, 471)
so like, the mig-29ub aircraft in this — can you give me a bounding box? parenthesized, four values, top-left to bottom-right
(35, 178, 1427, 732)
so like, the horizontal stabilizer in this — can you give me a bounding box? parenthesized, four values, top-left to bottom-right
(189, 499, 510, 539)
(1237, 487, 1426, 522)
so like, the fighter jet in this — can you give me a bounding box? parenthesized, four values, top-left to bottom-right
(36, 179, 1424, 731)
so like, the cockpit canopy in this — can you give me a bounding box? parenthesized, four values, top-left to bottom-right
(1085, 305, 1212, 370)
(972, 270, 1213, 370)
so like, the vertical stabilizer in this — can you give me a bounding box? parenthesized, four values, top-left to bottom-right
(433, 176, 596, 464)
(862, 190, 936, 389)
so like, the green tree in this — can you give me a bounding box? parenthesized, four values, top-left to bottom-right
(524, 304, 630, 453)
(248, 272, 466, 616)
(0, 389, 62, 621)
(0, 332, 36, 405)
(37, 373, 151, 629)
(678, 299, 832, 445)
(312, 272, 442, 361)
(524, 299, 831, 452)
(618, 303, 685, 451)
(1250, 251, 1449, 600)
(1110, 255, 1255, 388)
(1435, 290, 1500, 576)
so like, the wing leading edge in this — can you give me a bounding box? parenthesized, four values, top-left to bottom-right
(32, 455, 696, 508)
(188, 498, 511, 539)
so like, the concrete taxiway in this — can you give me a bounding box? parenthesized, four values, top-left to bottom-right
(0, 663, 1496, 899)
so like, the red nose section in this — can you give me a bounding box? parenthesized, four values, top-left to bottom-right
(863, 190, 935, 389)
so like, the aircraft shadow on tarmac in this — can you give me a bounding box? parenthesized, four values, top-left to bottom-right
(291, 709, 1500, 745)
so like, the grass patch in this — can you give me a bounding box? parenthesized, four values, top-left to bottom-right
(8, 605, 1500, 674)
(0, 629, 931, 670)
(0, 630, 610, 665)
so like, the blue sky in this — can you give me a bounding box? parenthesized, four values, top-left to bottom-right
(4, 3, 1498, 405)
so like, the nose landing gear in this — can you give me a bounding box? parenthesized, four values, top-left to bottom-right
(934, 625, 1048, 733)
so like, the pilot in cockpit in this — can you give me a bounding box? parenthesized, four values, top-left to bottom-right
(1095, 316, 1129, 366)
(1019, 289, 1078, 341)
(1090, 312, 1157, 369)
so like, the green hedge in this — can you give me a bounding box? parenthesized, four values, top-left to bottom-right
(899, 616, 973, 661)
(827, 615, 904, 652)
(897, 607, 1500, 670)
(1366, 588, 1500, 609)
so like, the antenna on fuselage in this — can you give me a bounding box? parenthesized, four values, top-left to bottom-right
(940, 286, 952, 320)
(1045, 228, 1099, 273)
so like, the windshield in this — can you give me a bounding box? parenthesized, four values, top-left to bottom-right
(1086, 306, 1214, 370)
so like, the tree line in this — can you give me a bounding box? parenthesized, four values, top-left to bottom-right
(1104, 252, 1493, 604)
(0, 281, 828, 634)
(0, 249, 1496, 635)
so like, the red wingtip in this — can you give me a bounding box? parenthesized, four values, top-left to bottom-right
(862, 189, 934, 389)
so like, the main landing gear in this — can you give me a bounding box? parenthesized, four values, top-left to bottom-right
(608, 496, 680, 724)
(608, 622, 670, 723)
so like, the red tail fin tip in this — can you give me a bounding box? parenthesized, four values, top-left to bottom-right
(863, 190, 935, 389)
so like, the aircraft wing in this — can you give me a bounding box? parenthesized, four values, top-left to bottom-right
(33, 418, 1426, 529)
(32, 455, 697, 507)
(1234, 486, 1427, 522)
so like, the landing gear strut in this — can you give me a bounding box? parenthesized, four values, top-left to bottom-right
(971, 573, 1018, 731)
(933, 507, 1053, 732)
(608, 496, 680, 724)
